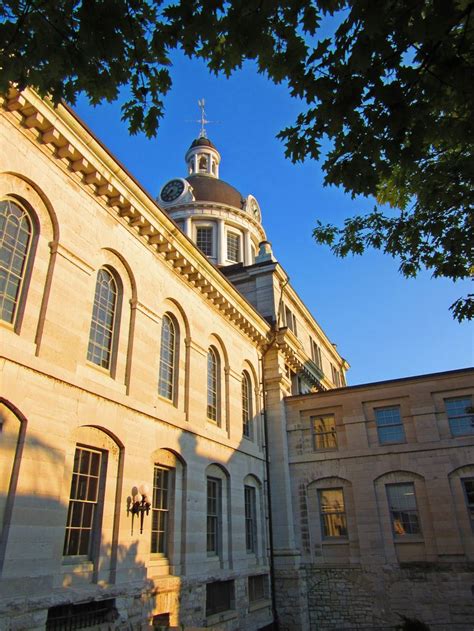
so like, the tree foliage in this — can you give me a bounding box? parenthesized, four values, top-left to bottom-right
(1, 0, 473, 319)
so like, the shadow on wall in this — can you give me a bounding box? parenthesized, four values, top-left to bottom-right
(0, 395, 272, 629)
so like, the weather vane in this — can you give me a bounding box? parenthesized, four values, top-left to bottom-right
(187, 99, 220, 138)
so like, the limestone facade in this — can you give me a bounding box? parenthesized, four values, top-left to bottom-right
(0, 88, 347, 630)
(285, 369, 474, 630)
(1, 87, 472, 631)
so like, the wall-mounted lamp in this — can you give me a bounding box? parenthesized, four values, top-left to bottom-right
(129, 483, 151, 535)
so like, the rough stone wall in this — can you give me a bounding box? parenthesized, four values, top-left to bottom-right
(305, 564, 474, 631)
(274, 569, 309, 631)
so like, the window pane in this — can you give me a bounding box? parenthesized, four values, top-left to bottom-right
(63, 447, 103, 557)
(206, 580, 234, 616)
(227, 232, 240, 262)
(242, 372, 252, 438)
(312, 415, 337, 450)
(0, 200, 33, 324)
(207, 349, 218, 422)
(318, 488, 347, 537)
(375, 406, 405, 444)
(158, 315, 176, 400)
(462, 478, 474, 530)
(446, 397, 474, 436)
(386, 483, 421, 536)
(207, 477, 220, 554)
(197, 227, 213, 256)
(87, 269, 118, 370)
(151, 466, 171, 554)
(245, 485, 257, 552)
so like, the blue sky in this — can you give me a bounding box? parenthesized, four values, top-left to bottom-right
(74, 52, 473, 385)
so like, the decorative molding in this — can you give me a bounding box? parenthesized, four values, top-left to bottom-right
(1, 88, 271, 348)
(51, 241, 95, 275)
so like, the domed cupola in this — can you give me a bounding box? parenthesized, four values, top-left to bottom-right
(157, 106, 267, 267)
(185, 135, 221, 178)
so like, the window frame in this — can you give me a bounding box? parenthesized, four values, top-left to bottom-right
(158, 313, 178, 402)
(206, 476, 221, 556)
(207, 347, 220, 424)
(206, 580, 234, 617)
(317, 487, 348, 539)
(195, 223, 215, 258)
(445, 396, 474, 437)
(242, 371, 253, 439)
(312, 415, 337, 450)
(86, 267, 121, 373)
(151, 465, 173, 555)
(0, 198, 37, 328)
(386, 482, 422, 538)
(462, 477, 474, 531)
(226, 230, 241, 263)
(374, 405, 406, 445)
(248, 575, 269, 603)
(244, 485, 257, 553)
(63, 445, 106, 559)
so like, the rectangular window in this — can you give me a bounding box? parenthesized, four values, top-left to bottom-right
(318, 488, 347, 538)
(386, 483, 421, 536)
(311, 338, 322, 370)
(331, 364, 342, 387)
(207, 477, 221, 555)
(63, 447, 103, 557)
(245, 485, 257, 553)
(248, 575, 268, 603)
(196, 226, 213, 257)
(284, 305, 297, 335)
(226, 232, 241, 262)
(151, 466, 170, 554)
(375, 406, 405, 444)
(206, 580, 234, 616)
(462, 478, 474, 530)
(46, 600, 116, 631)
(446, 397, 474, 436)
(312, 415, 337, 450)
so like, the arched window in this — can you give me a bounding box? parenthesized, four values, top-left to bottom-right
(87, 268, 118, 370)
(158, 314, 177, 401)
(242, 371, 253, 438)
(207, 347, 220, 423)
(0, 200, 33, 324)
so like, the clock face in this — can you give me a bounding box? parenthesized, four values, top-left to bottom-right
(161, 179, 185, 202)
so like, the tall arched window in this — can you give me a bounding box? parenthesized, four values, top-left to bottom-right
(242, 371, 253, 438)
(0, 200, 33, 324)
(87, 268, 118, 370)
(207, 347, 220, 423)
(159, 314, 177, 401)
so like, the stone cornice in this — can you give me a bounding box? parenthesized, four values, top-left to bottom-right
(272, 262, 348, 368)
(1, 88, 271, 347)
(275, 329, 327, 392)
(168, 202, 267, 240)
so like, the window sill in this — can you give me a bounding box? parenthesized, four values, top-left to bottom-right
(62, 556, 93, 570)
(157, 394, 177, 407)
(321, 538, 349, 545)
(206, 610, 237, 626)
(312, 447, 338, 453)
(249, 598, 271, 613)
(393, 536, 425, 544)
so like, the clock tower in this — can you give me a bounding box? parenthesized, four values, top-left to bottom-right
(157, 134, 266, 267)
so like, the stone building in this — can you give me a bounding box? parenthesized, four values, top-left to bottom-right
(0, 87, 472, 631)
(285, 368, 474, 630)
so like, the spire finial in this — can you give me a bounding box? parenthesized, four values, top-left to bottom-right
(197, 98, 209, 138)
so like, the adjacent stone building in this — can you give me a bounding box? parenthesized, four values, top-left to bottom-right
(285, 368, 474, 630)
(0, 87, 473, 630)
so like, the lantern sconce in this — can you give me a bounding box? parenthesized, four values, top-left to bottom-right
(129, 483, 151, 535)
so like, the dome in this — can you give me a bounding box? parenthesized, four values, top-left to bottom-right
(186, 174, 245, 209)
(189, 136, 217, 150)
